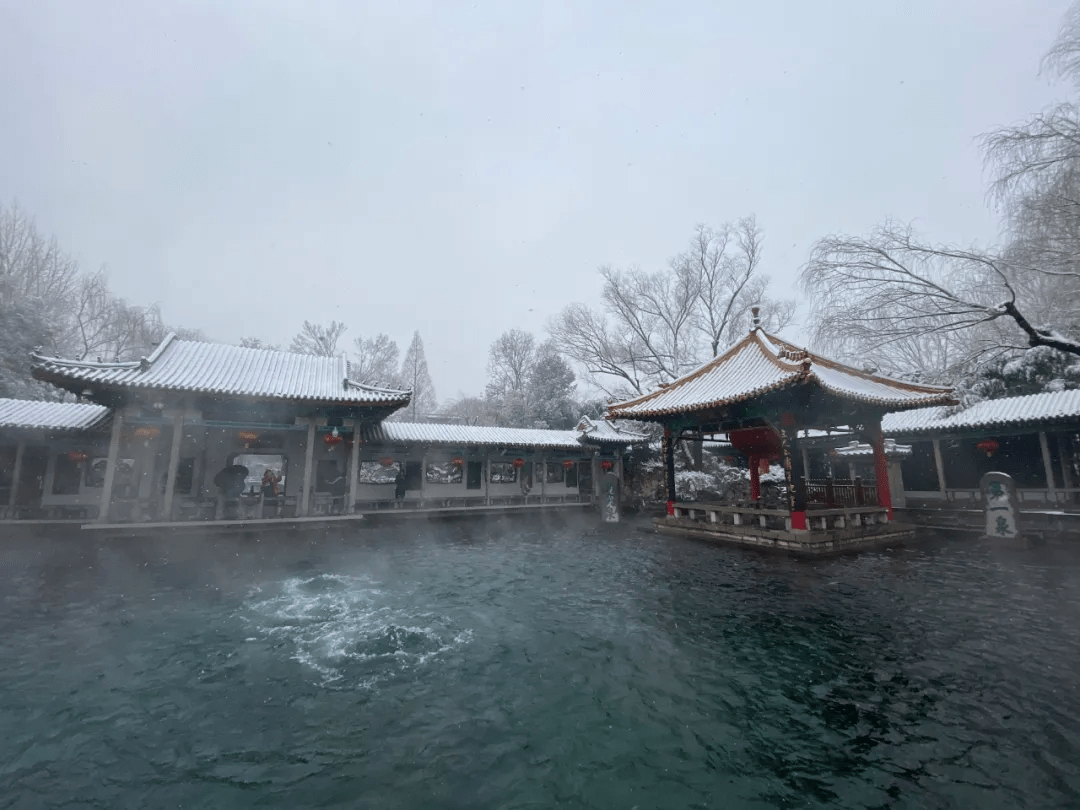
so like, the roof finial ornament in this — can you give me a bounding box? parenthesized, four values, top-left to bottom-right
(751, 306, 761, 331)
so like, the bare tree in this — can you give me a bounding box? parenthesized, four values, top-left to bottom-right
(801, 221, 1080, 384)
(1041, 0, 1080, 87)
(350, 333, 400, 386)
(240, 336, 281, 351)
(548, 303, 649, 397)
(289, 320, 347, 357)
(683, 216, 793, 355)
(549, 217, 792, 397)
(803, 6, 1080, 379)
(436, 394, 497, 426)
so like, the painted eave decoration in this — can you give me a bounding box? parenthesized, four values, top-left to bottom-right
(605, 329, 955, 420)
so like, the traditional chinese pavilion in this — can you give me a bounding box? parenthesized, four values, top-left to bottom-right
(606, 311, 954, 553)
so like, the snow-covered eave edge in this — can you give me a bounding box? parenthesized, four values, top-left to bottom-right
(885, 413, 1080, 436)
(607, 375, 954, 420)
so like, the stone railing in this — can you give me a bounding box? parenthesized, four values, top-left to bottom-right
(671, 502, 889, 532)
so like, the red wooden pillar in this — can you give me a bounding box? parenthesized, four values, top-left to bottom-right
(781, 428, 808, 530)
(868, 421, 893, 520)
(749, 454, 761, 500)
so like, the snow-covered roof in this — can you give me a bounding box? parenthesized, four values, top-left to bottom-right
(32, 334, 411, 406)
(575, 415, 649, 443)
(0, 398, 111, 432)
(606, 329, 954, 419)
(362, 422, 588, 451)
(883, 389, 1080, 436)
(832, 439, 912, 459)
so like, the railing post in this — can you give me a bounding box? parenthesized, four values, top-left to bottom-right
(825, 476, 835, 507)
(854, 476, 864, 506)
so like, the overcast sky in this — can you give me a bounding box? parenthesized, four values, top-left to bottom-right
(0, 0, 1071, 398)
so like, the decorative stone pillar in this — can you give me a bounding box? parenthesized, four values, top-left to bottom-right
(981, 471, 1020, 539)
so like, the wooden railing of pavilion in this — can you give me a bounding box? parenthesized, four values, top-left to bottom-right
(802, 477, 878, 508)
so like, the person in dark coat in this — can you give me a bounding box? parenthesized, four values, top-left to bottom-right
(394, 467, 407, 504)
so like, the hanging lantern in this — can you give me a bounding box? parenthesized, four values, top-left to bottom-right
(133, 426, 160, 446)
(67, 450, 89, 464)
(562, 459, 575, 469)
(450, 456, 464, 467)
(976, 439, 1000, 458)
(512, 458, 525, 468)
(379, 456, 396, 467)
(323, 428, 343, 451)
(601, 460, 614, 472)
(238, 430, 259, 448)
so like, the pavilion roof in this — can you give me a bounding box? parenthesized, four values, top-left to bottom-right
(31, 334, 411, 407)
(0, 398, 111, 432)
(606, 329, 953, 420)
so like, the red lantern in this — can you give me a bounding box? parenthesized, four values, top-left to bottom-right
(601, 460, 614, 472)
(562, 459, 575, 469)
(512, 458, 525, 468)
(323, 428, 343, 451)
(133, 426, 160, 446)
(67, 450, 89, 464)
(976, 439, 999, 458)
(450, 456, 464, 466)
(379, 456, 396, 467)
(238, 430, 259, 448)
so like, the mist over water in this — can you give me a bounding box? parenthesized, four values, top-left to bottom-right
(1, 516, 1078, 808)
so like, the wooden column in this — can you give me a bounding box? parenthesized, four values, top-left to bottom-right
(347, 423, 361, 515)
(1058, 434, 1074, 487)
(781, 428, 807, 530)
(663, 427, 676, 514)
(1039, 431, 1058, 505)
(96, 409, 125, 523)
(868, 422, 893, 520)
(539, 454, 546, 503)
(749, 454, 761, 501)
(800, 444, 811, 482)
(484, 454, 491, 506)
(300, 419, 316, 517)
(161, 411, 185, 521)
(932, 438, 947, 497)
(7, 440, 25, 512)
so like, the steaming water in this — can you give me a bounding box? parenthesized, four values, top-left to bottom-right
(1, 514, 1078, 808)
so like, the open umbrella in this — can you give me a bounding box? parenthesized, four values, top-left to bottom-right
(213, 464, 249, 497)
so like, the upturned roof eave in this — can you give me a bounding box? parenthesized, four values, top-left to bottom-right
(608, 374, 956, 421)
